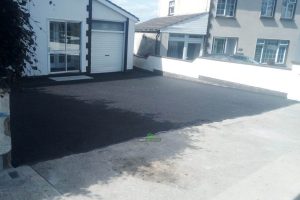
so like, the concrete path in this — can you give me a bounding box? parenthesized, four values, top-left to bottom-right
(2, 103, 298, 200)
(0, 166, 60, 200)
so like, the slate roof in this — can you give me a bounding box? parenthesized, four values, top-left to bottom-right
(135, 13, 208, 32)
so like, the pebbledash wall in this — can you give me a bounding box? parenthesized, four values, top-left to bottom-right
(134, 55, 300, 101)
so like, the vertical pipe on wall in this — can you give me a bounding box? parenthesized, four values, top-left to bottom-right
(124, 18, 129, 72)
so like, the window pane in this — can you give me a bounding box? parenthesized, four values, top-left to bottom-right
(50, 54, 66, 72)
(225, 0, 237, 16)
(261, 0, 276, 17)
(279, 40, 289, 45)
(254, 45, 263, 62)
(187, 43, 201, 60)
(169, 33, 185, 38)
(189, 34, 202, 38)
(217, 0, 236, 16)
(50, 22, 65, 51)
(276, 46, 287, 64)
(67, 23, 81, 51)
(282, 0, 297, 19)
(167, 41, 184, 59)
(225, 38, 237, 55)
(169, 0, 175, 15)
(212, 38, 226, 54)
(92, 21, 124, 31)
(67, 54, 80, 71)
(217, 0, 226, 15)
(261, 40, 278, 64)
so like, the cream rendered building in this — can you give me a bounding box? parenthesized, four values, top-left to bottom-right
(158, 0, 211, 17)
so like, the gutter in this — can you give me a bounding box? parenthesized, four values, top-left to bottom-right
(204, 2, 214, 56)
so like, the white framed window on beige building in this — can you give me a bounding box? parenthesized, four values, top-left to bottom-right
(254, 39, 289, 65)
(167, 33, 204, 60)
(261, 0, 277, 17)
(216, 0, 237, 17)
(281, 0, 297, 19)
(168, 0, 175, 16)
(212, 37, 238, 55)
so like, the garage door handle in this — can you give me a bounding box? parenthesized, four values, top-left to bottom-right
(105, 54, 110, 57)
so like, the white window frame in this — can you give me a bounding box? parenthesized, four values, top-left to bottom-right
(48, 19, 82, 74)
(254, 39, 289, 65)
(216, 0, 237, 17)
(168, 0, 175, 16)
(168, 34, 204, 60)
(275, 42, 289, 64)
(281, 0, 297, 19)
(212, 37, 238, 55)
(261, 0, 277, 18)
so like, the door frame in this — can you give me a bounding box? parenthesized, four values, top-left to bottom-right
(47, 19, 83, 74)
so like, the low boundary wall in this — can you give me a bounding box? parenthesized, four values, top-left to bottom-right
(134, 55, 300, 101)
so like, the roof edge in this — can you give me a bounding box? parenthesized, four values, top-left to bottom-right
(161, 12, 208, 30)
(136, 12, 209, 32)
(96, 0, 139, 22)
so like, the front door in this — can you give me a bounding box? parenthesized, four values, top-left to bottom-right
(49, 21, 81, 73)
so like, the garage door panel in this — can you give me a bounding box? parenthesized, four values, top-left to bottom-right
(91, 31, 124, 73)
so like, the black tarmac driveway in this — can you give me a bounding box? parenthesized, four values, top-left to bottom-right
(10, 69, 294, 166)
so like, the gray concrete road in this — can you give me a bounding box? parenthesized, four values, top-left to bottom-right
(2, 102, 299, 200)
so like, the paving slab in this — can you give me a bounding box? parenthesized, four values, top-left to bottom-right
(0, 166, 61, 200)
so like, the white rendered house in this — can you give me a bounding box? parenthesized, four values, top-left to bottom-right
(28, 0, 139, 76)
(134, 0, 210, 61)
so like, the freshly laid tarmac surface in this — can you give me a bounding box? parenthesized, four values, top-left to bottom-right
(10, 70, 294, 165)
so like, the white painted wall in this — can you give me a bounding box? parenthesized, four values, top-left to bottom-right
(295, 35, 300, 63)
(134, 55, 300, 101)
(159, 0, 210, 17)
(288, 64, 300, 101)
(28, 0, 89, 76)
(127, 20, 136, 70)
(93, 0, 126, 21)
(28, 0, 137, 75)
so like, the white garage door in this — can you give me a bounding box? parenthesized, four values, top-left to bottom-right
(91, 21, 125, 73)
